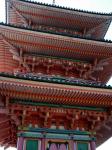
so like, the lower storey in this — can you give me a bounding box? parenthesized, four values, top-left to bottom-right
(17, 128, 96, 150)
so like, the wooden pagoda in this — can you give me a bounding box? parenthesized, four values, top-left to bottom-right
(0, 0, 112, 149)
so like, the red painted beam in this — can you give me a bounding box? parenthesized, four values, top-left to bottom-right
(0, 108, 9, 114)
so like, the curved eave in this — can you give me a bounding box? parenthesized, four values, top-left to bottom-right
(1, 22, 112, 43)
(0, 114, 17, 148)
(0, 76, 112, 107)
(0, 24, 112, 83)
(6, 0, 112, 39)
(0, 23, 112, 58)
(1, 73, 112, 89)
(8, 0, 112, 17)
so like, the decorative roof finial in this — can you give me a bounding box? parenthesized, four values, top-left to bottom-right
(53, 0, 55, 5)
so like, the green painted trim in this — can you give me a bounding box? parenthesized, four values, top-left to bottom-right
(18, 133, 92, 141)
(11, 99, 107, 112)
(18, 127, 92, 135)
(18, 132, 43, 138)
(17, 131, 96, 141)
(0, 72, 112, 89)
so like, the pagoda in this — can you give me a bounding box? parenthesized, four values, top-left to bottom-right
(0, 0, 112, 149)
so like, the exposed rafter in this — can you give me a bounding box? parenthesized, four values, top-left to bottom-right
(7, 0, 112, 39)
(86, 20, 111, 38)
(0, 33, 19, 57)
(10, 2, 28, 26)
(0, 34, 30, 72)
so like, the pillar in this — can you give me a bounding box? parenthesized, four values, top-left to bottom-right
(70, 140, 76, 150)
(17, 137, 24, 150)
(88, 143, 91, 150)
(74, 142, 77, 150)
(90, 141, 96, 150)
(41, 138, 45, 150)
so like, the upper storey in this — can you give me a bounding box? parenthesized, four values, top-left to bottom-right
(6, 0, 112, 39)
(0, 23, 112, 83)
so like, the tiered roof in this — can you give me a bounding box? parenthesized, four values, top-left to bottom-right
(0, 22, 112, 82)
(0, 0, 111, 148)
(6, 0, 112, 39)
(0, 73, 112, 107)
(0, 72, 112, 147)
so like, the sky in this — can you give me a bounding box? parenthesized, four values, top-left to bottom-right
(0, 0, 112, 149)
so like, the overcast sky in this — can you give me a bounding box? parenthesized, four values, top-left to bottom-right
(0, 0, 112, 150)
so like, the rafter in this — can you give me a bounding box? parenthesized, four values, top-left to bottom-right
(82, 57, 110, 81)
(0, 34, 30, 72)
(103, 123, 111, 131)
(0, 127, 11, 134)
(1, 139, 16, 149)
(10, 2, 28, 26)
(0, 119, 10, 125)
(0, 137, 11, 145)
(85, 20, 111, 38)
(0, 33, 19, 57)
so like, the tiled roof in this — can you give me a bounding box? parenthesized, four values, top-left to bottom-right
(19, 0, 112, 16)
(0, 72, 111, 89)
(1, 22, 112, 43)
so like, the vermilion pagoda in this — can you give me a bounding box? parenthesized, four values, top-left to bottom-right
(0, 0, 112, 149)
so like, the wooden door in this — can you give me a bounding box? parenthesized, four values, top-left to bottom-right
(26, 140, 38, 150)
(49, 143, 58, 150)
(77, 142, 88, 150)
(59, 144, 67, 150)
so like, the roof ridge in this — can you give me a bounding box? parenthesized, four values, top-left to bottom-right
(0, 22, 112, 43)
(17, 0, 112, 16)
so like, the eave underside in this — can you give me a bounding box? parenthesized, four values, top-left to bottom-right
(0, 24, 112, 83)
(0, 76, 112, 147)
(0, 76, 112, 107)
(1, 0, 112, 148)
(6, 0, 112, 39)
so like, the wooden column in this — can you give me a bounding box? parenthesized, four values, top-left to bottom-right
(41, 138, 45, 150)
(23, 139, 26, 150)
(70, 140, 76, 150)
(74, 142, 77, 150)
(88, 143, 91, 150)
(17, 137, 24, 150)
(90, 141, 96, 150)
(69, 140, 73, 150)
